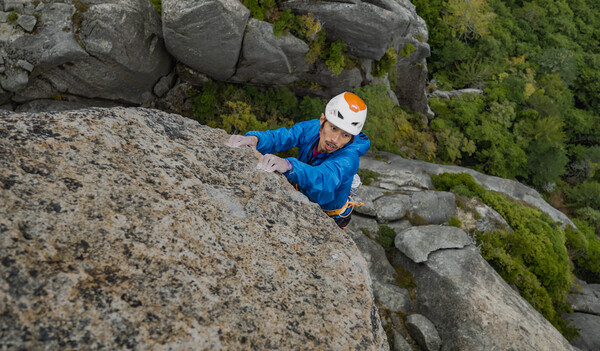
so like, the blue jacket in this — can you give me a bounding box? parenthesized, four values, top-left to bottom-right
(246, 119, 370, 211)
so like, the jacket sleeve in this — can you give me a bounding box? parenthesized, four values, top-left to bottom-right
(284, 154, 358, 208)
(244, 122, 308, 155)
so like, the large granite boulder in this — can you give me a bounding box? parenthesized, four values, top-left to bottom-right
(4, 0, 172, 106)
(0, 107, 388, 350)
(282, 0, 426, 60)
(162, 0, 249, 81)
(391, 226, 575, 351)
(229, 18, 310, 86)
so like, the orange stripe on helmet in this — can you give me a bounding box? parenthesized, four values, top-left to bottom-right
(343, 92, 367, 113)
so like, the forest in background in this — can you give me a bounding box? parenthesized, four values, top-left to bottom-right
(175, 0, 600, 338)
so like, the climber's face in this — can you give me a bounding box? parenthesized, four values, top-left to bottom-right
(318, 114, 353, 153)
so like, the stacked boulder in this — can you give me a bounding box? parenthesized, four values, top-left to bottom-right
(1, 0, 432, 117)
(0, 0, 172, 111)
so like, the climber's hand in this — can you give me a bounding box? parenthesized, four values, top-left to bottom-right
(226, 135, 258, 149)
(257, 154, 290, 173)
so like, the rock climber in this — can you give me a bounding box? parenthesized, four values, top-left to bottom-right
(226, 91, 370, 229)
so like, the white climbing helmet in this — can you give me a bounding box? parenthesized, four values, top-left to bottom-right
(324, 92, 367, 136)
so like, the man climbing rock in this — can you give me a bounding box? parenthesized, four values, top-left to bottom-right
(227, 92, 370, 229)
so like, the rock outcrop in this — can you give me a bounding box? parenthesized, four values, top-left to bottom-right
(2, 0, 432, 117)
(563, 279, 600, 351)
(358, 151, 575, 228)
(0, 107, 387, 350)
(2, 0, 172, 107)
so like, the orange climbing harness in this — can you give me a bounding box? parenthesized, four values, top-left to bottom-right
(325, 197, 364, 229)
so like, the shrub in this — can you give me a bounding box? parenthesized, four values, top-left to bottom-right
(7, 11, 18, 24)
(355, 84, 436, 160)
(191, 80, 325, 133)
(565, 181, 600, 210)
(449, 216, 462, 227)
(372, 47, 398, 77)
(399, 43, 416, 58)
(376, 225, 396, 249)
(220, 101, 267, 134)
(357, 169, 379, 186)
(432, 172, 575, 336)
(565, 219, 600, 283)
(322, 40, 347, 75)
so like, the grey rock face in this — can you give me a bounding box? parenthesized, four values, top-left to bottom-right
(393, 330, 413, 351)
(9, 0, 172, 105)
(392, 245, 575, 350)
(393, 40, 432, 118)
(283, 0, 411, 60)
(405, 314, 442, 351)
(562, 313, 600, 351)
(394, 225, 472, 263)
(409, 191, 456, 225)
(0, 107, 388, 350)
(162, 0, 249, 81)
(373, 280, 412, 313)
(374, 194, 411, 222)
(16, 14, 36, 32)
(566, 279, 600, 315)
(457, 197, 513, 233)
(354, 185, 386, 217)
(297, 60, 364, 97)
(373, 191, 456, 224)
(230, 19, 309, 85)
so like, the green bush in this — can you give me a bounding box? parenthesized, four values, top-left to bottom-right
(376, 225, 396, 249)
(565, 181, 600, 210)
(432, 172, 575, 336)
(357, 169, 379, 186)
(449, 216, 462, 227)
(7, 11, 18, 23)
(355, 84, 436, 161)
(191, 80, 325, 134)
(322, 40, 347, 75)
(565, 219, 600, 283)
(372, 47, 398, 77)
(399, 43, 416, 58)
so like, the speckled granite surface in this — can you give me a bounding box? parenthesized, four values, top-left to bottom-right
(0, 107, 387, 350)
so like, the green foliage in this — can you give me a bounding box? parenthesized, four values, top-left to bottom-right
(243, 0, 276, 21)
(191, 80, 325, 134)
(565, 219, 600, 283)
(564, 181, 600, 210)
(273, 9, 300, 36)
(574, 207, 600, 234)
(148, 0, 161, 13)
(220, 101, 267, 134)
(7, 11, 18, 24)
(355, 84, 436, 161)
(376, 225, 396, 249)
(357, 169, 379, 186)
(399, 43, 416, 58)
(322, 40, 347, 75)
(449, 216, 462, 227)
(433, 172, 575, 335)
(442, 0, 497, 41)
(536, 48, 577, 86)
(372, 47, 398, 77)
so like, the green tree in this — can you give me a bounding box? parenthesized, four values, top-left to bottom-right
(443, 0, 497, 41)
